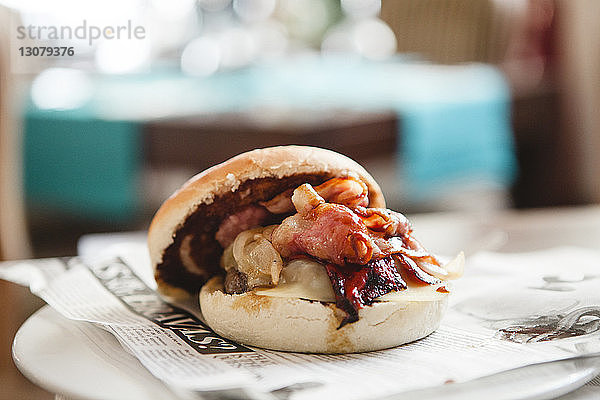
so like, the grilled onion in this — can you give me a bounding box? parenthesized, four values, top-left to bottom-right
(231, 226, 283, 287)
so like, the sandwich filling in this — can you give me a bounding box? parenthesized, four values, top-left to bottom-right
(216, 175, 463, 327)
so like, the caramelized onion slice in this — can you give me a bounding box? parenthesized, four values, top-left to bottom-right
(291, 183, 325, 215)
(417, 252, 465, 280)
(231, 226, 284, 287)
(442, 251, 465, 280)
(232, 228, 262, 268)
(220, 244, 236, 271)
(383, 237, 430, 258)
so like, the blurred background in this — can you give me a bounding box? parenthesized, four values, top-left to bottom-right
(1, 0, 600, 398)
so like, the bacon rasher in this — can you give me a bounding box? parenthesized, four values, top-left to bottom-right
(260, 175, 369, 214)
(271, 184, 376, 265)
(270, 183, 433, 268)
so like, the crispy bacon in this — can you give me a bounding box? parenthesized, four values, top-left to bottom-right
(353, 207, 412, 237)
(260, 176, 369, 214)
(394, 254, 441, 286)
(271, 203, 376, 265)
(325, 256, 407, 327)
(291, 183, 325, 215)
(215, 205, 269, 248)
(271, 184, 376, 265)
(271, 183, 434, 267)
(314, 175, 369, 208)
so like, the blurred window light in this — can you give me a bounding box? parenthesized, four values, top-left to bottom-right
(146, 0, 201, 52)
(146, 17, 200, 53)
(149, 0, 197, 21)
(250, 20, 288, 59)
(181, 36, 221, 76)
(199, 0, 232, 12)
(219, 27, 257, 68)
(31, 68, 92, 110)
(321, 21, 358, 55)
(353, 18, 396, 60)
(341, 0, 381, 19)
(322, 17, 396, 60)
(95, 39, 151, 74)
(233, 0, 276, 23)
(279, 0, 333, 45)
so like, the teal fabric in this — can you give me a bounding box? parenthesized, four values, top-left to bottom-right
(401, 99, 514, 200)
(239, 58, 516, 200)
(24, 114, 141, 221)
(24, 57, 515, 220)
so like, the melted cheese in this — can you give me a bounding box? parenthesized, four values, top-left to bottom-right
(254, 279, 449, 303)
(255, 282, 336, 302)
(375, 284, 448, 302)
(253, 256, 454, 304)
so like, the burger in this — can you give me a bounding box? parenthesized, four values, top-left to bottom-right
(148, 146, 463, 353)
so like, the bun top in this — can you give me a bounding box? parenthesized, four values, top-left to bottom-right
(148, 145, 385, 299)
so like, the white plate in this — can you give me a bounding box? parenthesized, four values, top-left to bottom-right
(13, 306, 600, 400)
(13, 306, 179, 400)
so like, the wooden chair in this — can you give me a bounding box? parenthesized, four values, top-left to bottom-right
(0, 6, 30, 261)
(1, 6, 47, 399)
(381, 0, 524, 64)
(555, 0, 600, 203)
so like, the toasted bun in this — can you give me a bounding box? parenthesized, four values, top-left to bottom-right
(200, 277, 447, 353)
(149, 146, 385, 299)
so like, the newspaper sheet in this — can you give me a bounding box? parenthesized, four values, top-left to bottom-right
(2, 243, 600, 399)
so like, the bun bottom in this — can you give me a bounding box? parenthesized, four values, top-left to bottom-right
(199, 277, 448, 353)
